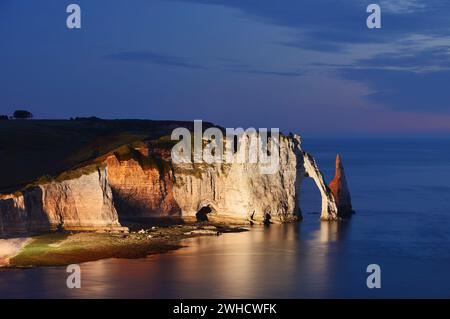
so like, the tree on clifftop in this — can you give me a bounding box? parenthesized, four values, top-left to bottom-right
(13, 110, 33, 119)
(0, 115, 8, 120)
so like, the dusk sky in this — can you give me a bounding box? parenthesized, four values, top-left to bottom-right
(1, 0, 450, 134)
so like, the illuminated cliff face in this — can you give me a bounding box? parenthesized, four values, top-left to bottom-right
(0, 135, 343, 236)
(103, 135, 340, 223)
(170, 136, 341, 222)
(172, 135, 303, 223)
(0, 168, 122, 235)
(101, 137, 303, 223)
(105, 155, 181, 219)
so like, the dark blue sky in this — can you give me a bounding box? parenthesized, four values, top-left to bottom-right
(1, 0, 450, 134)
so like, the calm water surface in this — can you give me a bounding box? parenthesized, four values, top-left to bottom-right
(1, 138, 450, 298)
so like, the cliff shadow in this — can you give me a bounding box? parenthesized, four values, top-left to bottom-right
(0, 187, 52, 239)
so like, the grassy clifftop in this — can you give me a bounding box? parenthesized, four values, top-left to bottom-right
(0, 119, 213, 194)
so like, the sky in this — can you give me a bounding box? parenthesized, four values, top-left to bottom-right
(1, 0, 450, 135)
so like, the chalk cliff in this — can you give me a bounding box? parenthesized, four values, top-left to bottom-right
(172, 135, 303, 223)
(0, 168, 124, 236)
(105, 150, 181, 219)
(0, 131, 350, 237)
(102, 134, 341, 223)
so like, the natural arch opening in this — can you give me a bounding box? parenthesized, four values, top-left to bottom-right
(300, 177, 322, 216)
(196, 205, 213, 222)
(302, 152, 338, 221)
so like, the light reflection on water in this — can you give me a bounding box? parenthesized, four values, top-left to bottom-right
(1, 211, 450, 298)
(0, 221, 359, 299)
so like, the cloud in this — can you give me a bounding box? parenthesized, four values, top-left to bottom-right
(176, 0, 449, 51)
(354, 47, 450, 72)
(105, 51, 305, 77)
(108, 1, 450, 114)
(104, 51, 207, 69)
(326, 37, 450, 114)
(242, 69, 305, 77)
(379, 0, 427, 14)
(339, 68, 450, 113)
(312, 39, 450, 73)
(217, 59, 305, 77)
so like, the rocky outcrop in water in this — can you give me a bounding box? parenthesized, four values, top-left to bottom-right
(329, 154, 354, 218)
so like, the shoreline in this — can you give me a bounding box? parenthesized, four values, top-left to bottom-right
(0, 223, 249, 268)
(0, 238, 32, 266)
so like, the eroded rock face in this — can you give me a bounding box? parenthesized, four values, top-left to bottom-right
(98, 137, 304, 223)
(329, 154, 354, 218)
(172, 135, 304, 223)
(105, 154, 181, 219)
(0, 133, 350, 235)
(0, 168, 122, 236)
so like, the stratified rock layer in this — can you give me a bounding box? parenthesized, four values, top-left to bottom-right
(329, 154, 354, 218)
(106, 152, 181, 219)
(172, 135, 303, 223)
(0, 168, 123, 236)
(0, 133, 348, 236)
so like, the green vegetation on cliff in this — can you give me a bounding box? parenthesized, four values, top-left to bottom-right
(0, 119, 214, 194)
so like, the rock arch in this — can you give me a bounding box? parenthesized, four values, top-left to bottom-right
(302, 152, 338, 221)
